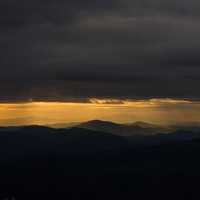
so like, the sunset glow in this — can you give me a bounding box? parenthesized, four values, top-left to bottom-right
(0, 98, 200, 127)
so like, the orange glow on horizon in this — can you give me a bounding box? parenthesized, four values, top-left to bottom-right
(0, 98, 199, 127)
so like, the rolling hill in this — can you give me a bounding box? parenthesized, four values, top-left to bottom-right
(77, 120, 173, 136)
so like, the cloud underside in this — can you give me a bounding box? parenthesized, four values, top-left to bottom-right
(0, 80, 199, 103)
(1, 0, 200, 101)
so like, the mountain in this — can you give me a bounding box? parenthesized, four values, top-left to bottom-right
(1, 123, 199, 152)
(0, 126, 22, 132)
(1, 125, 200, 199)
(129, 121, 164, 129)
(78, 120, 124, 134)
(131, 129, 200, 146)
(77, 120, 172, 136)
(0, 125, 127, 161)
(171, 125, 200, 133)
(46, 122, 80, 128)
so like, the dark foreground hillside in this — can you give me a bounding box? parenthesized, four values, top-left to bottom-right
(0, 126, 200, 200)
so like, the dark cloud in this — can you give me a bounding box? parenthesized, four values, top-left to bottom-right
(1, 0, 200, 101)
(0, 79, 199, 103)
(0, 0, 117, 29)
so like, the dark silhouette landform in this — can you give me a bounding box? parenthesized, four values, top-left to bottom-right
(0, 120, 200, 199)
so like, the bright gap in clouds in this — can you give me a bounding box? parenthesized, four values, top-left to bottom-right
(0, 98, 199, 127)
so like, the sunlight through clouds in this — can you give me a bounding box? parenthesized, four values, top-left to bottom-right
(0, 98, 199, 127)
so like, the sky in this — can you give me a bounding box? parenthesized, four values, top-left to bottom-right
(1, 99, 200, 127)
(1, 0, 200, 125)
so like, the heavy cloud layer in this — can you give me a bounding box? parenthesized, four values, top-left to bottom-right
(1, 0, 200, 101)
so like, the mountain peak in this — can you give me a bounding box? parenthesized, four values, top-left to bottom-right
(131, 121, 157, 128)
(80, 120, 120, 126)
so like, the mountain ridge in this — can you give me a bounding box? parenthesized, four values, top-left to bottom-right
(77, 120, 173, 136)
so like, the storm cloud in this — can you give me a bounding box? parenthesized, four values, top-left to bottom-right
(1, 0, 200, 101)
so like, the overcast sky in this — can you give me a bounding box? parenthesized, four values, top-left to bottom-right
(1, 0, 200, 102)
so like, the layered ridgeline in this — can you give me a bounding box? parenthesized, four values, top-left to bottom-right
(0, 122, 200, 163)
(48, 120, 200, 135)
(77, 120, 173, 136)
(45, 120, 200, 136)
(0, 126, 127, 162)
(1, 121, 200, 150)
(0, 123, 200, 199)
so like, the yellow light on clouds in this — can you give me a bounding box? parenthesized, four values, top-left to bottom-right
(0, 98, 199, 127)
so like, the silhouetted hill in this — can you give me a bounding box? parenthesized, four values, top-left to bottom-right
(0, 125, 128, 162)
(46, 122, 80, 128)
(171, 125, 200, 133)
(78, 120, 173, 136)
(130, 121, 163, 128)
(78, 120, 125, 134)
(129, 129, 200, 146)
(0, 125, 200, 199)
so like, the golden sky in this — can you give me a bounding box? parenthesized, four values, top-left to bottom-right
(0, 98, 200, 127)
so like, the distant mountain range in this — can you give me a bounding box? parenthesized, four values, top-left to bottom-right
(77, 120, 174, 136)
(0, 125, 128, 162)
(1, 121, 200, 199)
(2, 120, 200, 138)
(1, 120, 200, 148)
(47, 122, 80, 129)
